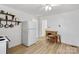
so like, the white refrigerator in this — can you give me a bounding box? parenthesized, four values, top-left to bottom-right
(22, 20, 38, 46)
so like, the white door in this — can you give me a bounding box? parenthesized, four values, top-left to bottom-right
(41, 20, 47, 36)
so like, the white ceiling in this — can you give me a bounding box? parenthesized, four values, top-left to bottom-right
(2, 4, 79, 16)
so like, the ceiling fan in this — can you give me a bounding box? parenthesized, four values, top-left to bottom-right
(41, 4, 59, 11)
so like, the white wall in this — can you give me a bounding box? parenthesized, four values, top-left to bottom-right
(47, 10, 79, 46)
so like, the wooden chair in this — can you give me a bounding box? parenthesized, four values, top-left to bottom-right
(46, 31, 61, 43)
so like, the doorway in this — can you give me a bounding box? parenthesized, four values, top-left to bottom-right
(41, 20, 48, 37)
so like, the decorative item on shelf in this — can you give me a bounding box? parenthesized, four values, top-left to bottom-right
(14, 18, 17, 25)
(9, 15, 15, 28)
(17, 21, 20, 25)
(0, 10, 21, 28)
(0, 19, 3, 28)
(0, 10, 5, 14)
(15, 17, 20, 25)
(4, 13, 9, 28)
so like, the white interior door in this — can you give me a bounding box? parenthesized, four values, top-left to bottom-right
(41, 20, 47, 36)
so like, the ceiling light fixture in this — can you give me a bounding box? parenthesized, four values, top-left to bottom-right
(41, 4, 59, 11)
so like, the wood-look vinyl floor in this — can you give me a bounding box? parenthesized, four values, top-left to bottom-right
(7, 37, 79, 54)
